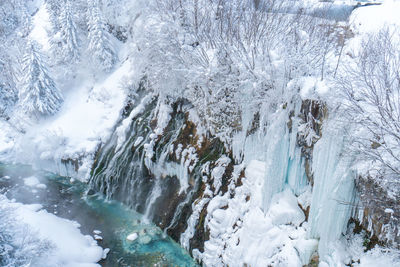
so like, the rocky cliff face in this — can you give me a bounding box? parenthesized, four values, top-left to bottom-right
(89, 91, 399, 265)
(355, 176, 400, 249)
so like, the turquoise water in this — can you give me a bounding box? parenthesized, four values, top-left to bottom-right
(0, 163, 198, 267)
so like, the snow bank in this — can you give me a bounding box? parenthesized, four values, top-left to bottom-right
(0, 195, 104, 267)
(350, 1, 400, 35)
(14, 59, 131, 180)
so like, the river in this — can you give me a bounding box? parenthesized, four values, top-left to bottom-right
(0, 163, 198, 267)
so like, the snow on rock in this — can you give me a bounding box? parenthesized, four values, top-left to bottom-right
(244, 160, 266, 207)
(211, 156, 231, 192)
(355, 247, 400, 267)
(23, 176, 40, 187)
(293, 239, 319, 266)
(154, 101, 173, 136)
(115, 94, 152, 151)
(0, 196, 104, 267)
(23, 176, 47, 189)
(126, 233, 138, 241)
(102, 248, 110, 259)
(267, 189, 305, 227)
(36, 183, 47, 189)
(195, 159, 316, 267)
(385, 208, 394, 214)
(321, 233, 400, 267)
(180, 185, 212, 250)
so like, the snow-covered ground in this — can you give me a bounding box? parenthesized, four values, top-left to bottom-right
(0, 195, 105, 267)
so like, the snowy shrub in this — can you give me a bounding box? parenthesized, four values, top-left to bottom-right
(0, 199, 53, 267)
(338, 28, 400, 175)
(128, 0, 340, 142)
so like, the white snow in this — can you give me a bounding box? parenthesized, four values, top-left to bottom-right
(354, 247, 400, 267)
(23, 176, 40, 186)
(350, 1, 400, 35)
(126, 232, 138, 241)
(154, 101, 173, 136)
(0, 195, 104, 267)
(211, 156, 231, 192)
(23, 176, 47, 189)
(115, 94, 152, 151)
(194, 158, 317, 266)
(267, 189, 305, 226)
(30, 3, 51, 51)
(385, 208, 394, 214)
(102, 248, 110, 259)
(14, 59, 131, 180)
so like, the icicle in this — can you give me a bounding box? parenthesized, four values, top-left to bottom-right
(307, 119, 357, 261)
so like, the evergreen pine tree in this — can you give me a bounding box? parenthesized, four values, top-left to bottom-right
(19, 41, 63, 117)
(46, 0, 63, 31)
(0, 51, 17, 118)
(48, 0, 80, 63)
(87, 0, 117, 72)
(59, 1, 80, 63)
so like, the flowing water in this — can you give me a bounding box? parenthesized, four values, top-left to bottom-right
(0, 163, 198, 267)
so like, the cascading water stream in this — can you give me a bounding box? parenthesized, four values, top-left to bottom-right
(89, 94, 200, 232)
(89, 91, 360, 265)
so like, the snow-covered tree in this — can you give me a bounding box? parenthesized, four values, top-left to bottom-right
(59, 1, 80, 63)
(87, 0, 117, 72)
(46, 0, 63, 32)
(48, 0, 80, 63)
(0, 51, 17, 118)
(19, 41, 63, 118)
(0, 1, 29, 118)
(0, 0, 31, 41)
(339, 28, 400, 175)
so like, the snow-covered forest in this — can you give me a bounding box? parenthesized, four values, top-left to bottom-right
(1, 0, 400, 266)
